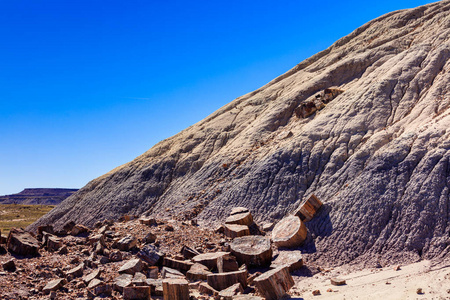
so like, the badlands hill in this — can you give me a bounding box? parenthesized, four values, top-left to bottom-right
(31, 1, 450, 266)
(0, 188, 78, 205)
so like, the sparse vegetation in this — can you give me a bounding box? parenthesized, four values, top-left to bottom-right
(0, 204, 54, 235)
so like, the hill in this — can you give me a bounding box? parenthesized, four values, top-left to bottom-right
(31, 0, 450, 267)
(0, 188, 78, 205)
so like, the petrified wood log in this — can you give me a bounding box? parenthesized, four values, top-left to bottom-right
(270, 250, 303, 271)
(294, 194, 323, 222)
(207, 269, 248, 291)
(186, 263, 212, 281)
(230, 236, 272, 267)
(192, 252, 238, 271)
(225, 207, 253, 226)
(253, 266, 294, 300)
(163, 257, 194, 273)
(271, 215, 307, 248)
(224, 224, 250, 238)
(162, 278, 189, 300)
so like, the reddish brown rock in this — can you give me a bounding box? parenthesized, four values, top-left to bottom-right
(230, 236, 272, 267)
(186, 263, 212, 281)
(192, 251, 238, 272)
(43, 278, 66, 294)
(270, 250, 303, 271)
(71, 224, 90, 236)
(198, 282, 219, 296)
(253, 266, 294, 300)
(161, 267, 185, 279)
(123, 286, 151, 300)
(224, 224, 250, 238)
(271, 215, 307, 248)
(225, 207, 254, 226)
(162, 278, 189, 300)
(330, 278, 346, 286)
(294, 194, 323, 222)
(7, 228, 40, 256)
(117, 235, 138, 251)
(207, 269, 248, 291)
(119, 259, 144, 275)
(218, 282, 244, 300)
(163, 257, 194, 273)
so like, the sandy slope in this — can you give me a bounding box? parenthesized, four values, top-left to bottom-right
(291, 260, 450, 299)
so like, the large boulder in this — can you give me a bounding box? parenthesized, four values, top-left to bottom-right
(7, 228, 40, 256)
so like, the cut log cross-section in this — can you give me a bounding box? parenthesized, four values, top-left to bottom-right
(272, 215, 307, 248)
(253, 266, 294, 300)
(295, 194, 323, 222)
(230, 236, 272, 267)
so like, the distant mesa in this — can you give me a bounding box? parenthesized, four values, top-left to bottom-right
(0, 188, 78, 205)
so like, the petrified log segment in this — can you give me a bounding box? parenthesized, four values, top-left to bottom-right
(186, 263, 212, 281)
(225, 207, 253, 226)
(253, 266, 294, 300)
(7, 228, 40, 256)
(224, 224, 250, 238)
(123, 286, 151, 300)
(180, 245, 200, 259)
(163, 257, 194, 273)
(294, 194, 323, 222)
(271, 215, 307, 248)
(192, 252, 238, 271)
(207, 269, 248, 291)
(162, 278, 189, 300)
(161, 267, 184, 279)
(270, 250, 303, 271)
(230, 236, 272, 267)
(218, 282, 244, 300)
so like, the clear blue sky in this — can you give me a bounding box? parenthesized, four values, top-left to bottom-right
(0, 0, 434, 196)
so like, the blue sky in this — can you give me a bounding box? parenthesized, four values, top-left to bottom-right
(0, 0, 434, 195)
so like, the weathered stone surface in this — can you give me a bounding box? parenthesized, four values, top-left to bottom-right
(186, 263, 212, 281)
(138, 244, 163, 265)
(230, 236, 272, 267)
(271, 215, 307, 248)
(139, 217, 157, 226)
(219, 282, 244, 300)
(180, 245, 200, 259)
(117, 235, 138, 251)
(123, 286, 151, 300)
(142, 232, 156, 244)
(198, 282, 219, 296)
(145, 278, 163, 295)
(232, 296, 264, 300)
(330, 278, 346, 286)
(46, 236, 62, 252)
(30, 0, 450, 267)
(119, 259, 143, 275)
(294, 194, 323, 222)
(161, 266, 184, 279)
(7, 228, 40, 256)
(163, 257, 193, 273)
(66, 263, 84, 278)
(253, 266, 294, 300)
(3, 259, 16, 272)
(114, 273, 133, 292)
(207, 269, 248, 291)
(225, 208, 253, 226)
(192, 251, 238, 271)
(162, 278, 189, 300)
(71, 224, 89, 236)
(43, 278, 66, 294)
(270, 250, 303, 272)
(83, 268, 101, 284)
(224, 224, 250, 239)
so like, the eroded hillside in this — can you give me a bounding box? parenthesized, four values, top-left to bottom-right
(31, 0, 450, 266)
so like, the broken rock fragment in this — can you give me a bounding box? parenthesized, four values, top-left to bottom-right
(253, 266, 294, 300)
(138, 244, 163, 265)
(123, 286, 151, 300)
(294, 194, 323, 222)
(162, 278, 189, 300)
(119, 258, 144, 275)
(207, 269, 248, 291)
(270, 250, 303, 271)
(7, 228, 40, 256)
(43, 278, 66, 294)
(117, 235, 138, 251)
